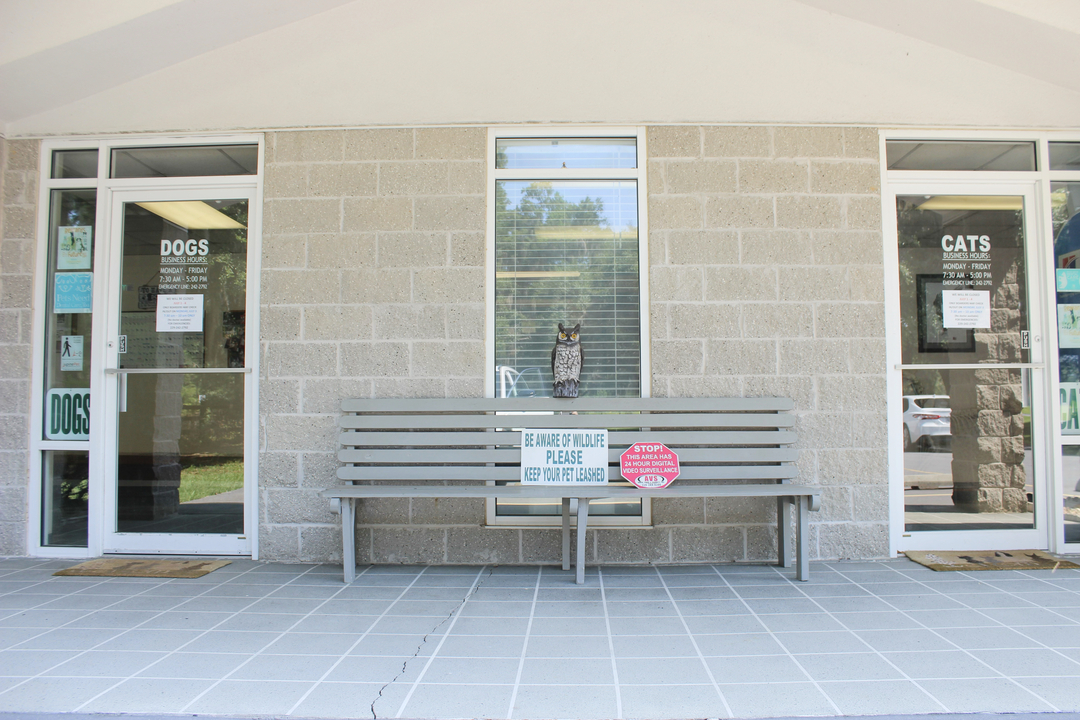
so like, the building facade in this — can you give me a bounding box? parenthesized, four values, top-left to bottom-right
(1, 1, 1079, 565)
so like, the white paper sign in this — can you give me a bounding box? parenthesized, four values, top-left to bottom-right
(156, 294, 204, 333)
(942, 290, 990, 329)
(57, 226, 92, 270)
(520, 428, 608, 484)
(60, 335, 83, 371)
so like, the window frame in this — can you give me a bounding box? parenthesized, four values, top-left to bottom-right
(484, 126, 651, 528)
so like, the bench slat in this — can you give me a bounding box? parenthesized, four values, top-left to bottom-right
(341, 397, 795, 413)
(322, 484, 819, 500)
(339, 447, 800, 464)
(337, 465, 799, 481)
(340, 413, 795, 431)
(338, 430, 798, 447)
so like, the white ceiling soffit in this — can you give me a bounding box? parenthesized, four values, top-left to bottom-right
(2, 0, 1080, 136)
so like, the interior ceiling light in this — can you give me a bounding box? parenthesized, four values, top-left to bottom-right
(136, 201, 245, 230)
(917, 196, 1023, 211)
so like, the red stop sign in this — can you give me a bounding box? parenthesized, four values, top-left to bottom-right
(620, 442, 680, 488)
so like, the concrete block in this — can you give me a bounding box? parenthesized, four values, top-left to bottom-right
(776, 196, 843, 229)
(263, 164, 307, 199)
(379, 162, 448, 196)
(376, 232, 447, 268)
(670, 303, 740, 339)
(651, 497, 705, 525)
(743, 303, 813, 338)
(355, 497, 410, 525)
(412, 268, 484, 303)
(447, 527, 521, 564)
(309, 163, 378, 197)
(302, 379, 374, 414)
(809, 161, 880, 194)
(265, 198, 341, 234)
(307, 233, 377, 270)
(797, 414, 854, 451)
(849, 266, 884, 302)
(651, 266, 703, 301)
(267, 343, 334, 377)
(669, 527, 743, 563)
(651, 304, 670, 339)
(815, 522, 889, 560)
(341, 268, 410, 303)
(595, 528, 670, 563)
(411, 341, 484, 376)
(743, 375, 814, 410)
(260, 378, 300, 414)
(260, 306, 301, 341)
(343, 197, 413, 232)
(649, 196, 704, 230)
(0, 521, 24, 556)
(815, 303, 884, 338)
(0, 345, 29, 378)
(263, 414, 338, 453)
(340, 342, 410, 377)
(738, 160, 808, 194)
(815, 375, 885, 411)
(667, 376, 742, 397)
(647, 161, 665, 199)
(849, 339, 886, 374)
(373, 378, 448, 398)
(304, 305, 372, 341)
(705, 196, 774, 229)
(344, 128, 413, 161)
(1, 239, 32, 274)
(817, 447, 888, 485)
(814, 486, 853, 522)
(774, 127, 844, 158)
(374, 305, 445, 340)
(256, 526, 300, 561)
(261, 234, 305, 268)
(271, 130, 344, 163)
(778, 266, 849, 301)
(6, 140, 40, 171)
(704, 266, 777, 301)
(299, 525, 341, 563)
(0, 450, 28, 485)
(779, 339, 849, 375)
(703, 339, 776, 375)
(663, 160, 736, 194)
(371, 527, 446, 563)
(449, 161, 485, 195)
(520, 529, 564, 563)
(852, 485, 888, 522)
(0, 311, 19, 343)
(415, 127, 485, 161)
(667, 230, 738, 265)
(414, 196, 485, 232)
(647, 126, 700, 158)
(447, 304, 486, 340)
(256, 452, 299, 488)
(745, 525, 779, 562)
(263, 268, 340, 306)
(740, 230, 812, 266)
(0, 487, 27, 523)
(450, 232, 484, 267)
(3, 168, 37, 205)
(0, 380, 26, 415)
(413, 496, 486, 524)
(851, 411, 886, 449)
(812, 231, 882, 265)
(702, 126, 771, 158)
(846, 196, 883, 230)
(2, 205, 35, 239)
(705, 496, 775, 524)
(844, 128, 880, 159)
(651, 340, 704, 375)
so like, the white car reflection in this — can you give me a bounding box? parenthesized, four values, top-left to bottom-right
(902, 395, 951, 452)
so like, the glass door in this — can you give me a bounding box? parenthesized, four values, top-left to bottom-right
(892, 184, 1048, 551)
(102, 189, 253, 554)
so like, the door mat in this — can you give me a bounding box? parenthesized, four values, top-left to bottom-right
(904, 550, 1080, 572)
(54, 558, 231, 578)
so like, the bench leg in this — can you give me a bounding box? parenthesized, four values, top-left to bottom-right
(777, 497, 793, 569)
(576, 498, 590, 585)
(796, 495, 809, 581)
(561, 497, 572, 571)
(341, 498, 356, 584)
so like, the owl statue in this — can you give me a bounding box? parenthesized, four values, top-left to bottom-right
(551, 322, 583, 398)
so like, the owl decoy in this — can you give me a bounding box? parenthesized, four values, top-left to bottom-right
(551, 322, 583, 398)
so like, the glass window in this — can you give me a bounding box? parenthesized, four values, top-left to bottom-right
(1063, 447, 1080, 544)
(51, 150, 98, 179)
(1050, 142, 1080, 172)
(1054, 182, 1080, 441)
(887, 140, 1036, 171)
(111, 145, 258, 178)
(496, 138, 637, 170)
(42, 451, 89, 547)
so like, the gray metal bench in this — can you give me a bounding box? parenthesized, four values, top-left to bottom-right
(322, 397, 821, 584)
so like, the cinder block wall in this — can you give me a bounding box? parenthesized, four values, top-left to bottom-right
(0, 138, 39, 555)
(647, 126, 888, 560)
(259, 125, 889, 565)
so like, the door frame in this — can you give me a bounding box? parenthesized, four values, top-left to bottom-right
(100, 185, 259, 555)
(884, 176, 1052, 553)
(28, 135, 263, 558)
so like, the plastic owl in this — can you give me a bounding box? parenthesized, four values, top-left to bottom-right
(551, 322, 583, 398)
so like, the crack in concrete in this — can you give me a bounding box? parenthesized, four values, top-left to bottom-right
(370, 566, 493, 719)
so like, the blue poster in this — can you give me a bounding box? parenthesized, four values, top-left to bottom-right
(54, 272, 93, 313)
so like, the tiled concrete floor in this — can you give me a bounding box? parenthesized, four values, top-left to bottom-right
(1, 557, 1078, 719)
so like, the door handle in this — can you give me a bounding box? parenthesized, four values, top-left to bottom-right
(118, 373, 127, 413)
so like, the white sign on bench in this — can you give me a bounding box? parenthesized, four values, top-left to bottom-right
(520, 428, 608, 484)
